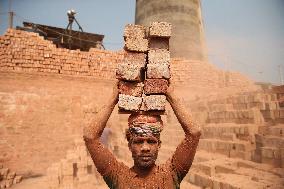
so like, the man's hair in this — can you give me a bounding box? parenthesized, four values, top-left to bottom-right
(125, 113, 163, 142)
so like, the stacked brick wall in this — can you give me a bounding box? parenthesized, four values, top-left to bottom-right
(188, 92, 282, 125)
(0, 29, 122, 79)
(186, 91, 284, 167)
(185, 155, 284, 188)
(170, 58, 258, 91)
(0, 29, 258, 92)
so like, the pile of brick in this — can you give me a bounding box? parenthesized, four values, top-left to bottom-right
(187, 92, 282, 125)
(185, 153, 284, 189)
(0, 164, 22, 188)
(0, 29, 258, 92)
(272, 85, 284, 107)
(0, 29, 122, 79)
(117, 22, 171, 113)
(46, 139, 104, 189)
(186, 91, 284, 167)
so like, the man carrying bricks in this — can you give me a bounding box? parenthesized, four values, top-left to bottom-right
(83, 83, 201, 188)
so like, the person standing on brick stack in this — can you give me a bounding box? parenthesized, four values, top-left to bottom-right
(83, 82, 201, 188)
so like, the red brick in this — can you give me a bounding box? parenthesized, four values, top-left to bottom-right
(149, 22, 172, 38)
(118, 81, 143, 97)
(124, 37, 148, 52)
(143, 95, 166, 111)
(118, 94, 142, 111)
(144, 79, 168, 95)
(148, 49, 170, 65)
(123, 24, 146, 38)
(123, 51, 146, 67)
(146, 63, 170, 79)
(116, 63, 144, 81)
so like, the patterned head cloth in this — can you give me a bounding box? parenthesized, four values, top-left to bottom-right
(126, 113, 164, 141)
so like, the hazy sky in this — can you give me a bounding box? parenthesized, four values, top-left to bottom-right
(0, 0, 283, 84)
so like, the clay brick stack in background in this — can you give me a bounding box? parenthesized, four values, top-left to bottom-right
(0, 28, 258, 92)
(117, 22, 171, 113)
(46, 138, 107, 189)
(0, 164, 22, 189)
(0, 29, 122, 79)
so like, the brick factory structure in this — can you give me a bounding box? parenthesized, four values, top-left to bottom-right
(0, 2, 284, 189)
(17, 21, 105, 51)
(135, 0, 207, 61)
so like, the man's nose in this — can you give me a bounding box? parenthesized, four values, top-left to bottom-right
(141, 142, 150, 152)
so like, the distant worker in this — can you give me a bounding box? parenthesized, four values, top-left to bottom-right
(83, 82, 201, 188)
(100, 126, 112, 149)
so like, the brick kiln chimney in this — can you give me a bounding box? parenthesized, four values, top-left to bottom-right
(135, 0, 207, 61)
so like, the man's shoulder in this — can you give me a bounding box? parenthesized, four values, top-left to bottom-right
(114, 160, 130, 171)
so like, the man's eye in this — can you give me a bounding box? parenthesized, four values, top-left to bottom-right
(133, 140, 143, 144)
(148, 140, 157, 144)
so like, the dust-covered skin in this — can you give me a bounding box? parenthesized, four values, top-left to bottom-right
(129, 136, 160, 169)
(83, 82, 201, 188)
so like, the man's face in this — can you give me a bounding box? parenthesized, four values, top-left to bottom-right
(129, 135, 160, 169)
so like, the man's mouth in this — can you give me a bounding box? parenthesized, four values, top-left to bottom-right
(139, 155, 152, 161)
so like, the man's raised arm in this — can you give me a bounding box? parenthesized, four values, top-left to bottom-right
(166, 86, 201, 182)
(83, 83, 118, 176)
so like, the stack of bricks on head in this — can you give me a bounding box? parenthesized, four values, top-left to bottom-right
(116, 22, 171, 115)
